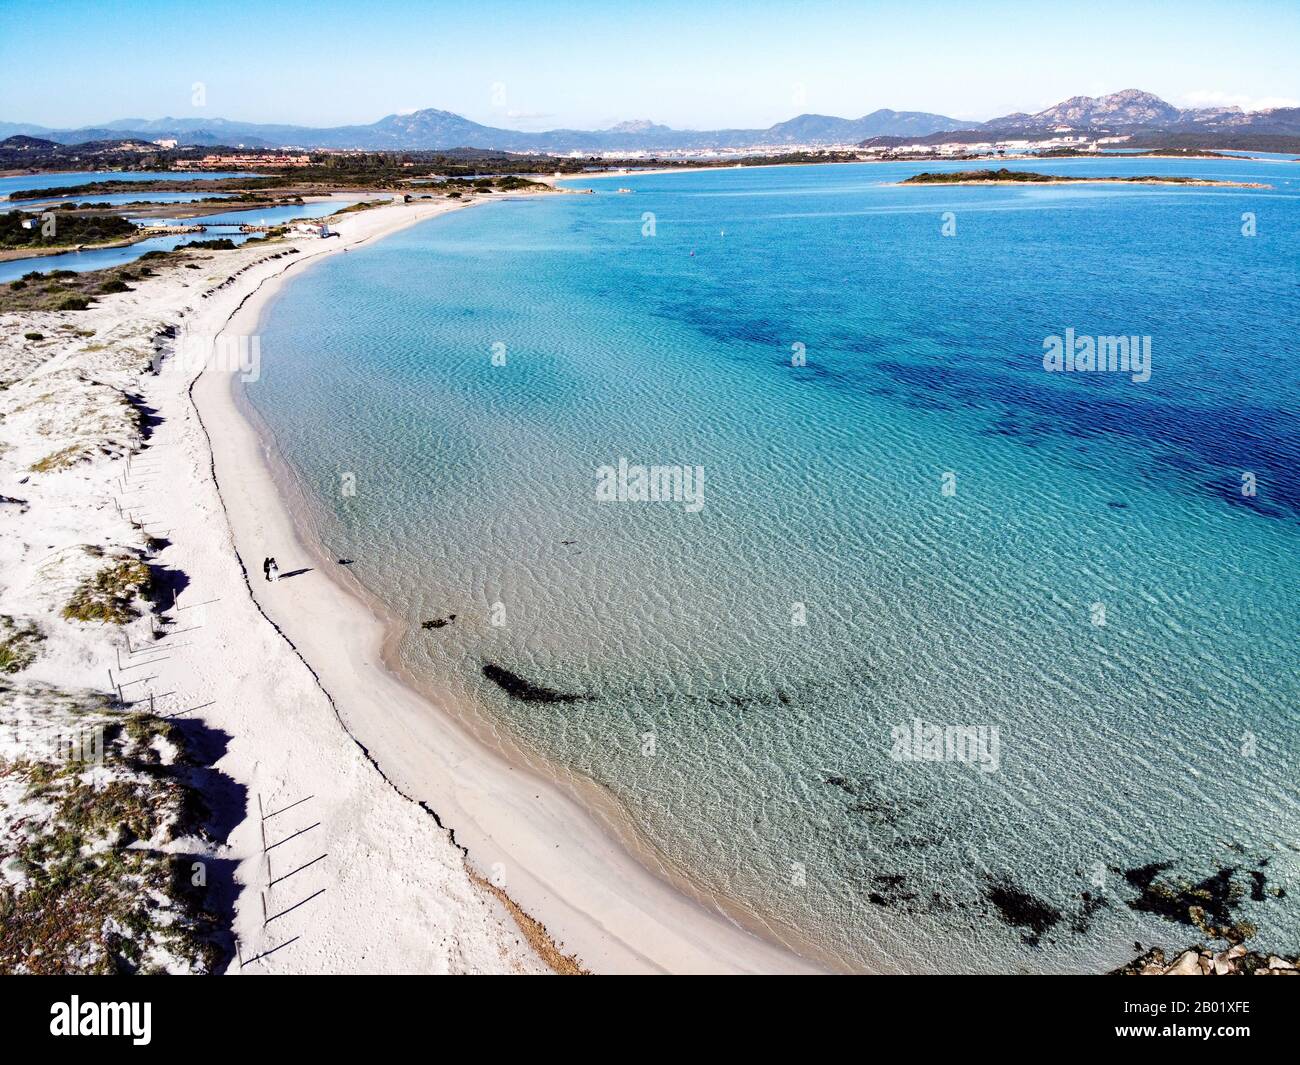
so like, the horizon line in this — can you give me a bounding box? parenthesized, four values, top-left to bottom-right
(9, 87, 1298, 135)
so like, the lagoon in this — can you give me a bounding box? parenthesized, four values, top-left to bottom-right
(0, 169, 254, 199)
(0, 200, 357, 283)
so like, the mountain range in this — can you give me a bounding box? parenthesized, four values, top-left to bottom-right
(860, 90, 1300, 147)
(0, 108, 967, 151)
(4, 90, 1298, 153)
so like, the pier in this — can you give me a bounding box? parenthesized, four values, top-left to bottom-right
(135, 223, 278, 235)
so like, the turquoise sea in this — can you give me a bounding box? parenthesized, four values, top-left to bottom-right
(250, 157, 1299, 973)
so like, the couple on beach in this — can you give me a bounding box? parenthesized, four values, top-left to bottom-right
(262, 557, 279, 582)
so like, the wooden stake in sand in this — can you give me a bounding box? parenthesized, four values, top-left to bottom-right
(108, 670, 124, 706)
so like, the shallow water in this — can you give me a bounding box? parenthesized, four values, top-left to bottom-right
(170, 201, 359, 227)
(251, 158, 1300, 972)
(0, 201, 355, 282)
(16, 191, 239, 209)
(0, 169, 254, 199)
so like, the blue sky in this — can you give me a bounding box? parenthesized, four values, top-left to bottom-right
(2, 0, 1297, 129)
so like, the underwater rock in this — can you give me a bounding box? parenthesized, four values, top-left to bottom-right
(482, 663, 583, 703)
(981, 877, 1063, 947)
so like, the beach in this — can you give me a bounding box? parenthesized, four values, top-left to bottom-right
(6, 154, 1295, 976)
(0, 192, 821, 973)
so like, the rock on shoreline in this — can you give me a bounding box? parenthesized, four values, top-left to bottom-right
(1111, 944, 1298, 975)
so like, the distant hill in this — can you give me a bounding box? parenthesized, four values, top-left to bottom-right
(0, 106, 962, 153)
(32, 125, 278, 148)
(983, 89, 1184, 131)
(861, 90, 1300, 147)
(0, 135, 60, 151)
(8, 92, 1299, 154)
(762, 109, 964, 143)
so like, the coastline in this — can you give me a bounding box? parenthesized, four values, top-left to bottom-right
(0, 234, 154, 262)
(191, 196, 826, 973)
(893, 177, 1269, 188)
(551, 153, 1253, 185)
(4, 167, 1291, 977)
(1, 198, 563, 973)
(0, 193, 376, 264)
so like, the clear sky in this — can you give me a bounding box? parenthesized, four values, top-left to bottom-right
(2, 0, 1297, 130)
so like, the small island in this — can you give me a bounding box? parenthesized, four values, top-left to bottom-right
(899, 167, 1268, 188)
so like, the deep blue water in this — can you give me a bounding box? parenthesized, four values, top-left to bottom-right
(250, 157, 1300, 972)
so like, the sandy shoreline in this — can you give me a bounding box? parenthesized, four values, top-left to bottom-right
(185, 196, 824, 972)
(2, 199, 565, 972)
(0, 185, 823, 972)
(0, 188, 820, 972)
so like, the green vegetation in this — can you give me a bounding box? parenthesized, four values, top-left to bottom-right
(31, 444, 90, 472)
(494, 175, 543, 190)
(0, 242, 249, 314)
(61, 558, 156, 624)
(271, 149, 869, 184)
(0, 686, 226, 974)
(0, 617, 43, 674)
(901, 168, 1234, 185)
(0, 258, 155, 314)
(332, 200, 383, 215)
(0, 210, 137, 250)
(433, 175, 548, 194)
(177, 237, 236, 250)
(904, 168, 1067, 183)
(1036, 146, 1228, 159)
(4, 176, 282, 201)
(1137, 147, 1229, 158)
(23, 332, 43, 340)
(240, 226, 289, 246)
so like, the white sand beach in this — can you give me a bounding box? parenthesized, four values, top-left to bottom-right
(1, 193, 822, 974)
